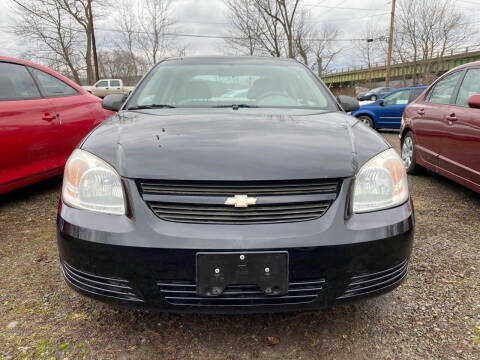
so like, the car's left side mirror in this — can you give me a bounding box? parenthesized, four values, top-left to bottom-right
(378, 99, 384, 106)
(337, 95, 360, 112)
(468, 94, 480, 109)
(102, 93, 127, 112)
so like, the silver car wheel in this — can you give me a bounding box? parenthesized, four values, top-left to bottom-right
(359, 116, 372, 127)
(402, 137, 413, 168)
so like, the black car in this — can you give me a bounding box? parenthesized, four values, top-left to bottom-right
(57, 56, 414, 313)
(358, 87, 395, 101)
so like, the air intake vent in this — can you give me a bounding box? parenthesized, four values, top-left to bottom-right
(61, 261, 142, 302)
(158, 279, 325, 307)
(139, 179, 339, 196)
(148, 201, 330, 224)
(338, 259, 409, 300)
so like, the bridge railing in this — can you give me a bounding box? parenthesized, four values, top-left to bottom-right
(323, 45, 480, 78)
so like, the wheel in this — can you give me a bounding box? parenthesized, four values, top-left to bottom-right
(371, 95, 377, 101)
(401, 131, 424, 174)
(358, 115, 374, 128)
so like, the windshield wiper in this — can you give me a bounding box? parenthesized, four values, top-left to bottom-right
(127, 104, 176, 110)
(213, 104, 259, 110)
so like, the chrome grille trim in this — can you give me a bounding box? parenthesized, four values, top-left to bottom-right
(338, 259, 409, 300)
(139, 179, 339, 196)
(61, 261, 143, 302)
(148, 201, 331, 224)
(158, 279, 325, 306)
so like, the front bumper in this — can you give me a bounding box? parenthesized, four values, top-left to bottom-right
(57, 178, 414, 314)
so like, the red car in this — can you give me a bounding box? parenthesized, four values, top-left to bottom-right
(0, 56, 113, 194)
(400, 61, 480, 193)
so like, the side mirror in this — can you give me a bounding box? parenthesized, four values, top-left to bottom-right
(102, 93, 126, 112)
(337, 95, 360, 112)
(468, 94, 480, 109)
(378, 99, 384, 106)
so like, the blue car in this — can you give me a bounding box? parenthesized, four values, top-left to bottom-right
(351, 86, 427, 129)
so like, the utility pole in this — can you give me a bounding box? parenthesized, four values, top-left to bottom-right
(385, 0, 396, 87)
(88, 0, 99, 82)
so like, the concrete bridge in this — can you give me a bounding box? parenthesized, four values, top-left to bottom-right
(322, 48, 480, 87)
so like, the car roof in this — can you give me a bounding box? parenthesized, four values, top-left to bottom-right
(0, 55, 85, 93)
(161, 55, 300, 65)
(390, 86, 428, 91)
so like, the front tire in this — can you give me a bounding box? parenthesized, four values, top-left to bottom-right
(401, 131, 424, 174)
(358, 115, 374, 128)
(371, 95, 377, 101)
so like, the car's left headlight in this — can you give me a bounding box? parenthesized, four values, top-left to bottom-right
(62, 149, 125, 215)
(353, 148, 409, 213)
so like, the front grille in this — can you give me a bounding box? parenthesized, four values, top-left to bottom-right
(61, 261, 142, 302)
(148, 201, 330, 224)
(158, 279, 325, 307)
(138, 178, 340, 224)
(139, 179, 339, 196)
(338, 259, 409, 300)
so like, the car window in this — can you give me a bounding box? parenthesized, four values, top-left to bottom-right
(383, 90, 410, 105)
(455, 69, 480, 107)
(409, 88, 424, 103)
(129, 62, 336, 110)
(96, 80, 108, 87)
(428, 71, 462, 104)
(29, 68, 78, 97)
(0, 62, 40, 101)
(110, 80, 121, 87)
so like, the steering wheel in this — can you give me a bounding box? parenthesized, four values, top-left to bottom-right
(256, 91, 289, 101)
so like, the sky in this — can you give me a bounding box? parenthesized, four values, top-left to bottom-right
(1, 0, 480, 70)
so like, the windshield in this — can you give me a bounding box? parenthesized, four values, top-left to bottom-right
(127, 61, 336, 110)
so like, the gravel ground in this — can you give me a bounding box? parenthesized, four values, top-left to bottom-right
(0, 132, 479, 360)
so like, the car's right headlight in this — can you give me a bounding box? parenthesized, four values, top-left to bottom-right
(352, 148, 409, 213)
(62, 149, 125, 215)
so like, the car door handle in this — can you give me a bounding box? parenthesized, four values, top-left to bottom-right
(42, 112, 57, 121)
(417, 109, 425, 115)
(446, 113, 457, 121)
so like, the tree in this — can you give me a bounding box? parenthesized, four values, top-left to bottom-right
(395, 0, 473, 84)
(254, 0, 301, 58)
(222, 0, 342, 69)
(12, 0, 83, 83)
(353, 25, 387, 87)
(137, 0, 175, 66)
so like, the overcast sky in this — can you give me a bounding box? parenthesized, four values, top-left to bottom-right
(1, 0, 479, 70)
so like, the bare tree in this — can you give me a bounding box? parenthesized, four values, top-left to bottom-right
(136, 0, 175, 66)
(254, 0, 301, 58)
(225, 0, 344, 65)
(12, 0, 105, 84)
(223, 0, 283, 57)
(55, 0, 95, 83)
(116, 0, 141, 76)
(12, 0, 85, 82)
(395, 0, 473, 84)
(353, 25, 387, 87)
(293, 14, 341, 76)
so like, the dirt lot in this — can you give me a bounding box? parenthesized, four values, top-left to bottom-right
(1, 132, 479, 360)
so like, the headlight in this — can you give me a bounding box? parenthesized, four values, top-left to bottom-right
(353, 148, 409, 213)
(62, 149, 125, 215)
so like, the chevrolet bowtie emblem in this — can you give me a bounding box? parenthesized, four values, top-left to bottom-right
(224, 195, 257, 208)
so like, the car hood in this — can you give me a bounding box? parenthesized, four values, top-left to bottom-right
(80, 109, 390, 180)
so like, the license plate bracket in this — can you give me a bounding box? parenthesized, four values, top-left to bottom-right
(196, 251, 288, 297)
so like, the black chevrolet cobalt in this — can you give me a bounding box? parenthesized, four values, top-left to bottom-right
(57, 56, 414, 313)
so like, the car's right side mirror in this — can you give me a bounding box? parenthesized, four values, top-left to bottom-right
(337, 95, 360, 112)
(102, 93, 127, 112)
(468, 94, 480, 109)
